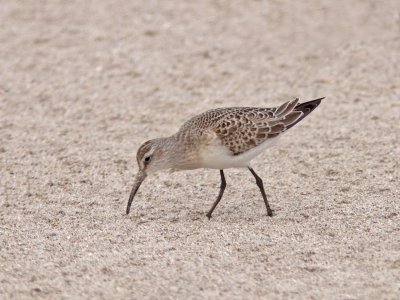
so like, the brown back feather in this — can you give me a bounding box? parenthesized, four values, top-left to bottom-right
(178, 97, 323, 155)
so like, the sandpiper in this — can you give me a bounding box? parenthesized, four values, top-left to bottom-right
(126, 97, 323, 218)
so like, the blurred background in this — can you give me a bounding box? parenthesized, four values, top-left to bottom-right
(0, 1, 399, 299)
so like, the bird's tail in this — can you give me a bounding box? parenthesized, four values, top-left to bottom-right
(285, 97, 324, 130)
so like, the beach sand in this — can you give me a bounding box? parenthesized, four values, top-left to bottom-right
(1, 1, 399, 298)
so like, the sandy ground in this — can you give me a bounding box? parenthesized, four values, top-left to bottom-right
(1, 1, 399, 299)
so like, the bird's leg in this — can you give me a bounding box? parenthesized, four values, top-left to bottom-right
(206, 170, 226, 219)
(248, 167, 273, 217)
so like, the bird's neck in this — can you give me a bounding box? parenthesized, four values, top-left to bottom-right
(162, 135, 198, 170)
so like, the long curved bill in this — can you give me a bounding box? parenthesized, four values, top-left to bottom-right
(126, 171, 147, 215)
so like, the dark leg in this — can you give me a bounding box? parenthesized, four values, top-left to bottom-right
(206, 170, 226, 219)
(248, 167, 273, 217)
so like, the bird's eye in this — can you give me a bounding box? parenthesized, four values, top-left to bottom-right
(144, 156, 151, 163)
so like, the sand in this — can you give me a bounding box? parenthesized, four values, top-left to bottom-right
(1, 1, 399, 299)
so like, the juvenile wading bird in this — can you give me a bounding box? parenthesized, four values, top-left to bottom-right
(126, 97, 323, 219)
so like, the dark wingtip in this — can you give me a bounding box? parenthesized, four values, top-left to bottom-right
(311, 97, 325, 105)
(302, 97, 325, 108)
(285, 97, 324, 130)
(296, 97, 324, 111)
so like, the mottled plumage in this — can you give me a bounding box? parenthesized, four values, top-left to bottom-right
(127, 97, 324, 218)
(177, 98, 305, 155)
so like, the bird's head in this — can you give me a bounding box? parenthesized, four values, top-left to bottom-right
(126, 138, 175, 214)
(136, 138, 173, 175)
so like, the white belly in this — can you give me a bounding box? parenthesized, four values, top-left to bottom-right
(199, 137, 280, 169)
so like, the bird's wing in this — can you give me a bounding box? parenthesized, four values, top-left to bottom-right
(211, 99, 303, 155)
